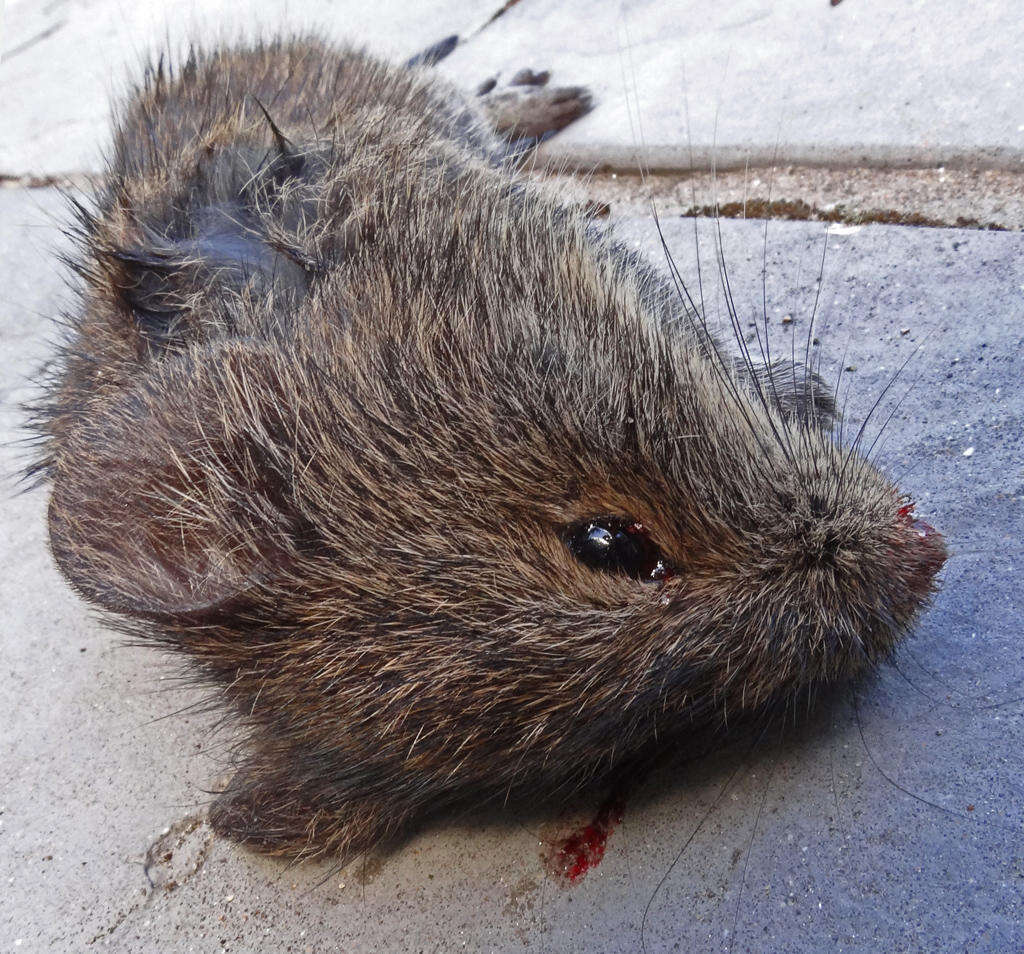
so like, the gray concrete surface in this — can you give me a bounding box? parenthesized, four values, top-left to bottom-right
(3, 0, 1024, 178)
(445, 0, 1024, 173)
(0, 0, 493, 177)
(2, 184, 1022, 952)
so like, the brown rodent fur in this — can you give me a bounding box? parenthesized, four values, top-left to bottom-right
(30, 35, 947, 859)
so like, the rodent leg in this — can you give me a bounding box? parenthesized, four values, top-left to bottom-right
(209, 755, 404, 860)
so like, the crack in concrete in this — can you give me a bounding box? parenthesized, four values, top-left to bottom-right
(5, 140, 1022, 234)
(85, 814, 214, 946)
(1, 20, 66, 63)
(479, 0, 527, 32)
(680, 198, 1010, 232)
(143, 814, 214, 892)
(540, 167, 1024, 232)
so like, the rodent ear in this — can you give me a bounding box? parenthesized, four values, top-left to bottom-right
(47, 342, 309, 620)
(101, 204, 308, 355)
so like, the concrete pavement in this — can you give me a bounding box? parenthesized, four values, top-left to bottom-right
(3, 0, 1023, 178)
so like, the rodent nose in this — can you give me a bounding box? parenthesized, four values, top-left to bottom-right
(902, 511, 947, 587)
(896, 502, 946, 577)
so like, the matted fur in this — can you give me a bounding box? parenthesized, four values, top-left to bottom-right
(31, 36, 946, 858)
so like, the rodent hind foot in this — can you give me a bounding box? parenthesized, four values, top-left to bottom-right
(478, 77, 593, 144)
(209, 765, 398, 861)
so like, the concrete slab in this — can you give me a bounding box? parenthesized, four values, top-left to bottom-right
(2, 187, 1021, 952)
(438, 0, 1024, 173)
(0, 0, 495, 177)
(3, 1, 1023, 180)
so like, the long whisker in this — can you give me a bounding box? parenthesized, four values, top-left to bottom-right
(852, 690, 1014, 830)
(836, 338, 925, 491)
(704, 87, 793, 462)
(679, 62, 709, 322)
(802, 229, 830, 432)
(714, 216, 795, 461)
(748, 127, 792, 433)
(728, 754, 777, 953)
(861, 352, 933, 467)
(639, 729, 765, 954)
(650, 210, 775, 464)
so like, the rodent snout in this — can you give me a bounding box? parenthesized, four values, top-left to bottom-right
(896, 504, 948, 592)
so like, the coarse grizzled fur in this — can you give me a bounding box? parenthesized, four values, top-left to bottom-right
(30, 35, 946, 858)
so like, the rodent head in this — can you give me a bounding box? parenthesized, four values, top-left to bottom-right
(369, 264, 949, 718)
(46, 175, 947, 746)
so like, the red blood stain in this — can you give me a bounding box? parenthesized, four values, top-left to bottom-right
(897, 502, 938, 540)
(545, 798, 626, 883)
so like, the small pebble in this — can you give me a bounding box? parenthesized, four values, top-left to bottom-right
(963, 447, 975, 457)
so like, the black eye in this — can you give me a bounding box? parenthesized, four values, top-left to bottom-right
(564, 516, 675, 583)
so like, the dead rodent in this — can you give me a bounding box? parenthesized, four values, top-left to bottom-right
(29, 34, 947, 860)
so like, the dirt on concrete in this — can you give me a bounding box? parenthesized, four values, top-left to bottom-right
(541, 166, 1024, 231)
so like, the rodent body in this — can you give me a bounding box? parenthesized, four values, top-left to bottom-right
(32, 36, 947, 858)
